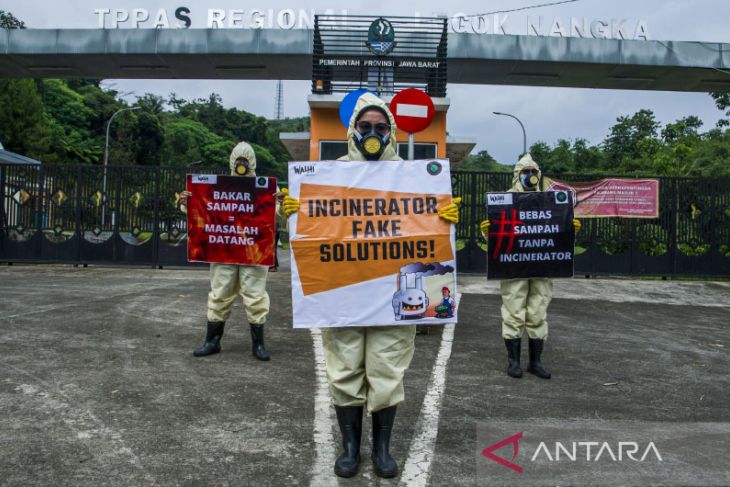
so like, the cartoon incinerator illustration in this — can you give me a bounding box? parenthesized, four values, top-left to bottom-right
(392, 270, 429, 320)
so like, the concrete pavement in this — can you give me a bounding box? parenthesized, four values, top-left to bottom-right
(0, 264, 728, 486)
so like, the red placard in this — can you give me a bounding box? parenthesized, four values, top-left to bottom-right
(390, 88, 435, 133)
(186, 174, 277, 265)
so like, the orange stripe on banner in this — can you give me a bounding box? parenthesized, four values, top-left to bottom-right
(293, 183, 452, 296)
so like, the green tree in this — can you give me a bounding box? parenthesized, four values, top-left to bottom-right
(0, 10, 25, 28)
(162, 118, 230, 168)
(528, 139, 604, 176)
(0, 79, 55, 161)
(661, 116, 703, 143)
(136, 93, 165, 115)
(134, 111, 165, 165)
(710, 92, 730, 127)
(167, 91, 306, 171)
(527, 141, 551, 167)
(39, 79, 104, 164)
(540, 139, 574, 174)
(41, 79, 94, 130)
(78, 84, 126, 140)
(250, 143, 286, 180)
(571, 138, 604, 174)
(457, 150, 510, 172)
(685, 128, 730, 177)
(603, 109, 660, 170)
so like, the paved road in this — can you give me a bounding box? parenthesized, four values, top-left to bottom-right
(0, 265, 728, 486)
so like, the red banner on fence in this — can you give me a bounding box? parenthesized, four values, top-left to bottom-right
(543, 178, 659, 218)
(186, 174, 276, 266)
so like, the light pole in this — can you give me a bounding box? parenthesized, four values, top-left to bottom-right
(102, 106, 140, 226)
(493, 111, 527, 159)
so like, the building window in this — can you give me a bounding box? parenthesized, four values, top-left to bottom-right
(319, 141, 348, 160)
(397, 143, 437, 159)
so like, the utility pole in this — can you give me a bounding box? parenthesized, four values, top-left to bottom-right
(493, 111, 527, 158)
(102, 106, 141, 226)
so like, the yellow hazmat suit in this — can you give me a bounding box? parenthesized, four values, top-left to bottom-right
(481, 154, 581, 379)
(192, 141, 276, 361)
(207, 142, 271, 325)
(499, 154, 552, 341)
(285, 93, 459, 478)
(325, 93, 415, 413)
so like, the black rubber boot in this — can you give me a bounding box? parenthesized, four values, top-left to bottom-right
(193, 321, 224, 357)
(250, 324, 270, 361)
(371, 406, 398, 478)
(527, 338, 551, 379)
(334, 406, 363, 478)
(504, 338, 523, 378)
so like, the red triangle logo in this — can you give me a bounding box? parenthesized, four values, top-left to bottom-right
(481, 432, 524, 473)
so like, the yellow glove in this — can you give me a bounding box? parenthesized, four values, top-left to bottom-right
(281, 188, 300, 217)
(438, 197, 461, 224)
(480, 219, 490, 238)
(573, 218, 582, 233)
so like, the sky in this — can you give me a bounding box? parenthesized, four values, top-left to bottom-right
(4, 0, 730, 164)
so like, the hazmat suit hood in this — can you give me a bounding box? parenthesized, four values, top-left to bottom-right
(229, 141, 257, 176)
(342, 93, 401, 161)
(510, 153, 542, 192)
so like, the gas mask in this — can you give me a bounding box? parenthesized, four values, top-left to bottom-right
(233, 158, 250, 176)
(520, 170, 539, 190)
(353, 120, 391, 161)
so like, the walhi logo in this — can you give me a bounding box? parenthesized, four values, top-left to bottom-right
(293, 164, 316, 176)
(487, 193, 513, 205)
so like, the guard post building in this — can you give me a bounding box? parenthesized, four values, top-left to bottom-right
(280, 15, 476, 162)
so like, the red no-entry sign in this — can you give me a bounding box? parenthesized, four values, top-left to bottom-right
(390, 88, 435, 134)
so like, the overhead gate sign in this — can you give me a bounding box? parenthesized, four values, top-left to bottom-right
(486, 191, 575, 280)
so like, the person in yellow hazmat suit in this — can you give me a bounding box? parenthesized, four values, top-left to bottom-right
(281, 93, 460, 479)
(480, 153, 581, 379)
(180, 141, 281, 362)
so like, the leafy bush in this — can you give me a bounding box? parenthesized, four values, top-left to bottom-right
(596, 219, 630, 255)
(638, 223, 669, 256)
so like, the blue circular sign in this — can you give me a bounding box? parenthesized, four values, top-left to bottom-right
(339, 89, 378, 129)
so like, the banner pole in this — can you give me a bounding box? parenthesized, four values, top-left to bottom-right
(408, 132, 414, 160)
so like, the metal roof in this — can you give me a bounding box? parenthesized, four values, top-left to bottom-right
(0, 149, 41, 165)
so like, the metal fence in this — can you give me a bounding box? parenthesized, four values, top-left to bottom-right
(452, 171, 730, 277)
(0, 164, 227, 267)
(2, 163, 729, 276)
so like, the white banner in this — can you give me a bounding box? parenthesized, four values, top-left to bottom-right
(288, 159, 458, 328)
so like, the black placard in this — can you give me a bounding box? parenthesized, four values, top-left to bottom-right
(486, 191, 575, 280)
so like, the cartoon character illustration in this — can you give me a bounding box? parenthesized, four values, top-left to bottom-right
(392, 271, 429, 320)
(435, 286, 455, 318)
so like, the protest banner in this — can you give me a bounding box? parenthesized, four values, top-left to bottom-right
(486, 191, 574, 280)
(288, 159, 458, 328)
(186, 174, 276, 266)
(543, 177, 659, 218)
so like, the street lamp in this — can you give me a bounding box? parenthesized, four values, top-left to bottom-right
(102, 106, 141, 226)
(493, 111, 527, 159)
